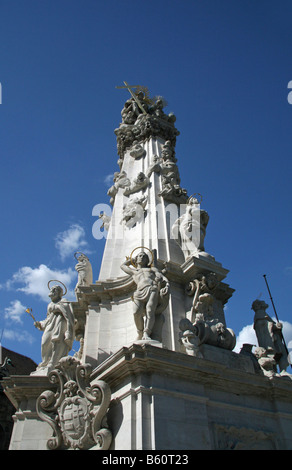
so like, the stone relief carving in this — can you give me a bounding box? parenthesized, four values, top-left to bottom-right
(146, 154, 162, 178)
(159, 182, 188, 205)
(99, 211, 111, 231)
(115, 92, 180, 158)
(121, 195, 147, 228)
(121, 91, 149, 125)
(129, 142, 146, 159)
(172, 196, 211, 260)
(36, 356, 112, 450)
(187, 272, 218, 322)
(32, 282, 75, 376)
(123, 171, 149, 197)
(120, 249, 169, 341)
(252, 299, 291, 376)
(107, 171, 131, 205)
(179, 273, 236, 355)
(149, 97, 176, 124)
(74, 252, 93, 289)
(107, 168, 149, 205)
(147, 140, 188, 205)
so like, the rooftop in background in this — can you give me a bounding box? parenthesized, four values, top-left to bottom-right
(1, 347, 37, 377)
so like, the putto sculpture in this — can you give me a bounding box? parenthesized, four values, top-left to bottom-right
(31, 281, 75, 376)
(120, 248, 170, 342)
(121, 195, 148, 228)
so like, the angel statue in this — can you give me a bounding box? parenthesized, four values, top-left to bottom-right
(120, 248, 170, 342)
(74, 252, 93, 289)
(31, 281, 75, 376)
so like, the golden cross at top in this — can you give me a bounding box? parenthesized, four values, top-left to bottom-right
(116, 81, 148, 115)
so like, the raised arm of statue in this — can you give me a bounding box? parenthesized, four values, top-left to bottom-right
(120, 258, 135, 276)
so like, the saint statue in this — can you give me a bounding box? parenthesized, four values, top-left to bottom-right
(120, 250, 170, 341)
(252, 299, 290, 373)
(74, 252, 93, 289)
(32, 283, 75, 376)
(172, 196, 210, 260)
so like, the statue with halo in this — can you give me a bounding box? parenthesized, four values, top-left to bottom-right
(31, 280, 75, 376)
(120, 247, 170, 342)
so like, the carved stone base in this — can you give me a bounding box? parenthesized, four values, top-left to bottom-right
(92, 343, 292, 450)
(3, 356, 112, 450)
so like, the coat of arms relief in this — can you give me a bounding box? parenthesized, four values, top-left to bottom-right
(36, 356, 112, 450)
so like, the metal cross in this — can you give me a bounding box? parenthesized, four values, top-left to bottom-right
(116, 81, 147, 114)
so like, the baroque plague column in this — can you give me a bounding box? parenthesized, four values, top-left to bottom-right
(82, 84, 235, 367)
(4, 85, 292, 451)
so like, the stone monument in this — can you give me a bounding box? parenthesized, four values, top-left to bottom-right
(3, 84, 292, 450)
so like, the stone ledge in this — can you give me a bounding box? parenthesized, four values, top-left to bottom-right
(3, 375, 55, 410)
(91, 343, 287, 398)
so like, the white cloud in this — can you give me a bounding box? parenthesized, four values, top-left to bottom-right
(4, 299, 27, 324)
(234, 323, 257, 353)
(234, 319, 292, 355)
(55, 224, 89, 261)
(5, 264, 76, 302)
(104, 173, 114, 187)
(281, 320, 292, 357)
(2, 328, 35, 345)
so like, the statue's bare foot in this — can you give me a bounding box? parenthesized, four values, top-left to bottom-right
(142, 332, 151, 341)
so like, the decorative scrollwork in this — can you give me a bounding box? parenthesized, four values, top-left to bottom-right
(36, 356, 112, 450)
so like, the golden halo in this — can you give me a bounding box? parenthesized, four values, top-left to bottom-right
(187, 193, 203, 204)
(47, 280, 68, 296)
(130, 246, 154, 267)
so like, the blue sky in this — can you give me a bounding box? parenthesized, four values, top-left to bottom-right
(1, 0, 292, 365)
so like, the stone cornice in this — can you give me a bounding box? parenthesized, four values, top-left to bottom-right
(3, 375, 54, 410)
(71, 257, 234, 329)
(90, 343, 284, 399)
(73, 275, 135, 306)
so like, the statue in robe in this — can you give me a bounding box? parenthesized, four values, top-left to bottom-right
(252, 299, 290, 373)
(32, 284, 75, 376)
(172, 196, 210, 260)
(75, 252, 93, 289)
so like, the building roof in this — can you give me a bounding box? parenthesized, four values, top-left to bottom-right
(1, 347, 37, 376)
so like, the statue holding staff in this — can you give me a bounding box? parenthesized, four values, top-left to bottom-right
(31, 280, 75, 376)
